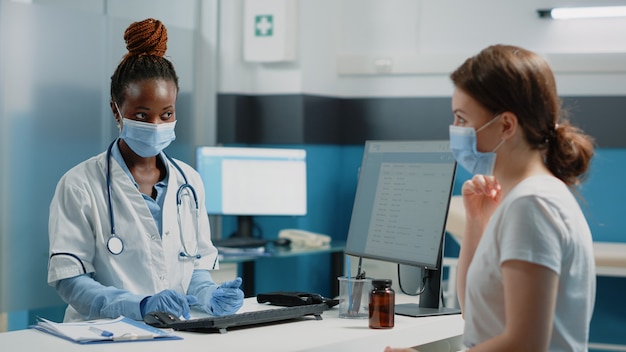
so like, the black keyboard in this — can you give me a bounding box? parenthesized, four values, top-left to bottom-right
(213, 237, 268, 248)
(144, 303, 327, 334)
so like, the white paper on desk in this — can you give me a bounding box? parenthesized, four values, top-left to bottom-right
(31, 316, 179, 344)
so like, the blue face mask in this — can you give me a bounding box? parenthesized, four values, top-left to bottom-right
(119, 117, 177, 157)
(449, 115, 504, 176)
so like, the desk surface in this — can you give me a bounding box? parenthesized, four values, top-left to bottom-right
(220, 240, 346, 263)
(1, 296, 464, 352)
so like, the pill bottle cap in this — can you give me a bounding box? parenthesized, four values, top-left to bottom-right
(372, 279, 392, 288)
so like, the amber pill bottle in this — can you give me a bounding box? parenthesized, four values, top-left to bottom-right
(369, 279, 395, 329)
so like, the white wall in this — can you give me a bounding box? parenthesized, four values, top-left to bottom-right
(219, 0, 626, 97)
(34, 0, 199, 28)
(218, 0, 303, 94)
(31, 0, 219, 146)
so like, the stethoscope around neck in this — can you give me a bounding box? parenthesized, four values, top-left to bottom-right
(105, 140, 201, 259)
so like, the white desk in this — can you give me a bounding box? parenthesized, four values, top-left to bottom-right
(0, 296, 464, 352)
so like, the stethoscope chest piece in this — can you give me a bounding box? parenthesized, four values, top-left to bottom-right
(107, 235, 124, 255)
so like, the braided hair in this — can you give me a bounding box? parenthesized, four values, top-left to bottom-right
(110, 18, 179, 105)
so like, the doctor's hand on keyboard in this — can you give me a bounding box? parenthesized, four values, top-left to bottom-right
(140, 289, 198, 320)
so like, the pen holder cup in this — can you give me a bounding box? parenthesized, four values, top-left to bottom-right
(337, 276, 372, 319)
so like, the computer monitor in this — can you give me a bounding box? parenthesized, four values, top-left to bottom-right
(345, 140, 459, 317)
(195, 146, 307, 238)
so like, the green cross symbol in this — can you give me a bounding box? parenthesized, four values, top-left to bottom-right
(255, 15, 273, 37)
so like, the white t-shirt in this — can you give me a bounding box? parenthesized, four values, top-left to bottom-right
(463, 175, 595, 351)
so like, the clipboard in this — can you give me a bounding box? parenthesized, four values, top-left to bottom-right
(31, 316, 181, 344)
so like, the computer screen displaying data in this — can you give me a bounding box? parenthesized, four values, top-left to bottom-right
(196, 146, 307, 216)
(345, 140, 456, 269)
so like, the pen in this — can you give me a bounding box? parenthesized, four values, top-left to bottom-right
(89, 326, 114, 337)
(113, 333, 155, 341)
(350, 259, 366, 314)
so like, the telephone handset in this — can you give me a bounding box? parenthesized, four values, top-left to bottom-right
(278, 229, 331, 248)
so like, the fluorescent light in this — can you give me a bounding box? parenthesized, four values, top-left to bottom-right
(538, 6, 626, 19)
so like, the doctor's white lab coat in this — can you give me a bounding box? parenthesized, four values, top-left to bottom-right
(47, 149, 219, 321)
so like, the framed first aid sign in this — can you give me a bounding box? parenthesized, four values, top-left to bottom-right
(243, 0, 298, 62)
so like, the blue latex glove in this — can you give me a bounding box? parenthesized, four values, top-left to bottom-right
(209, 277, 244, 316)
(140, 289, 198, 319)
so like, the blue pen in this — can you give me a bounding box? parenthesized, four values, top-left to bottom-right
(89, 326, 114, 337)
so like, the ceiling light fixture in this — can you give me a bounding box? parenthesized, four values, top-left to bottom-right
(538, 6, 626, 19)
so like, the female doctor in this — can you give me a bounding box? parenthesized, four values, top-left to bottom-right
(47, 18, 244, 322)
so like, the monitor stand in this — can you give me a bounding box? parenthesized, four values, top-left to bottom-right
(394, 266, 461, 318)
(233, 215, 254, 238)
(215, 216, 267, 248)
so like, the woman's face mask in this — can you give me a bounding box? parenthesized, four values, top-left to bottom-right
(449, 114, 504, 175)
(115, 104, 176, 157)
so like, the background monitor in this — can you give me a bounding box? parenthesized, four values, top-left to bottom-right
(196, 146, 307, 238)
(345, 140, 459, 317)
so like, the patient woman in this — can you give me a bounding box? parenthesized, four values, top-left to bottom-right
(386, 44, 596, 351)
